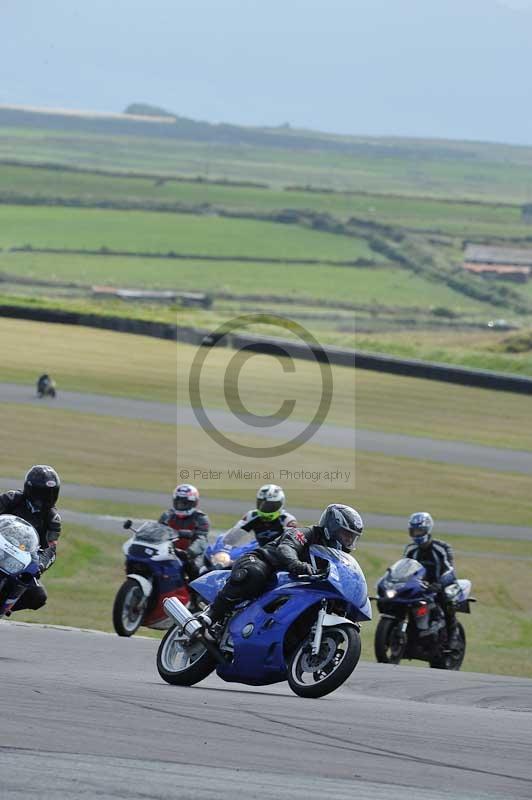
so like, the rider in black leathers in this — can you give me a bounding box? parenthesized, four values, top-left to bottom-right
(224, 484, 297, 547)
(403, 512, 459, 646)
(0, 465, 62, 611)
(200, 504, 364, 627)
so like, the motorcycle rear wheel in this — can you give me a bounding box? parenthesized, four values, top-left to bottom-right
(430, 622, 466, 670)
(374, 617, 406, 664)
(112, 578, 147, 637)
(157, 625, 216, 686)
(287, 624, 360, 698)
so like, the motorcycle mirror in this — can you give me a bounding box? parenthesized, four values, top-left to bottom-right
(123, 519, 133, 530)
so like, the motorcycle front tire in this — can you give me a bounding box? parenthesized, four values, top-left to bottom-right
(430, 622, 466, 670)
(374, 617, 406, 664)
(287, 623, 361, 698)
(112, 578, 147, 637)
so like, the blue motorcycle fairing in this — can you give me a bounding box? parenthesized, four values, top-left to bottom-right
(125, 549, 186, 596)
(191, 545, 371, 619)
(192, 545, 370, 686)
(309, 546, 371, 621)
(191, 569, 231, 602)
(218, 584, 343, 685)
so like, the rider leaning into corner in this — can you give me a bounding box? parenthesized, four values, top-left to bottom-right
(0, 465, 62, 612)
(403, 512, 460, 647)
(199, 504, 364, 630)
(159, 484, 210, 580)
(225, 484, 297, 547)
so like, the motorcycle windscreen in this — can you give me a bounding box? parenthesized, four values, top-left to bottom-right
(220, 528, 256, 547)
(133, 522, 173, 544)
(388, 558, 425, 583)
(310, 545, 371, 620)
(0, 517, 38, 574)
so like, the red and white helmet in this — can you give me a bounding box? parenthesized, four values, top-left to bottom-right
(172, 484, 199, 517)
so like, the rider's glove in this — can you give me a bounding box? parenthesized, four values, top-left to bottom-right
(38, 545, 56, 573)
(289, 561, 315, 577)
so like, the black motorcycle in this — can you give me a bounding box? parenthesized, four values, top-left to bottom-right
(36, 374, 56, 399)
(372, 558, 475, 670)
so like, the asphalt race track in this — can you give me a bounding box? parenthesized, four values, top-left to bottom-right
(1, 622, 531, 800)
(3, 382, 532, 474)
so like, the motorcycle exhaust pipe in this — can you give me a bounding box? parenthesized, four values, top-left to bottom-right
(163, 596, 203, 638)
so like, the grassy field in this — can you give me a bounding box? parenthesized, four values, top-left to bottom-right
(1, 163, 531, 239)
(0, 204, 378, 262)
(355, 329, 532, 377)
(3, 126, 532, 202)
(0, 402, 530, 526)
(2, 319, 532, 449)
(0, 251, 496, 314)
(13, 523, 532, 678)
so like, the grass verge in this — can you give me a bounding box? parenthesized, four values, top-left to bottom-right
(0, 404, 530, 526)
(1, 318, 531, 450)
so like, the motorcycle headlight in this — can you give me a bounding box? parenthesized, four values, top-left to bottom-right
(385, 589, 397, 599)
(211, 551, 231, 569)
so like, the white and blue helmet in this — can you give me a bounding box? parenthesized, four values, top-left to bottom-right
(408, 512, 434, 546)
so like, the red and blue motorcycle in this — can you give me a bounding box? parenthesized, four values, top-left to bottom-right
(112, 519, 192, 637)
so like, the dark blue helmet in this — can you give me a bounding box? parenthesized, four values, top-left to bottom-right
(408, 512, 433, 546)
(319, 504, 363, 551)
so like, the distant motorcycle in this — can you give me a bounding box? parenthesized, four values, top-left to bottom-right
(112, 519, 193, 637)
(157, 545, 372, 698)
(373, 557, 474, 670)
(0, 515, 41, 617)
(36, 374, 56, 399)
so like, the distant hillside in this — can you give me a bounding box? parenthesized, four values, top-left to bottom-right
(124, 102, 176, 119)
(0, 102, 525, 164)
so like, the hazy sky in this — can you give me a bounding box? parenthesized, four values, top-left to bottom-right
(2, 0, 532, 144)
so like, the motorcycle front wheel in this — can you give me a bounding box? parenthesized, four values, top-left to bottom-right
(430, 622, 466, 670)
(287, 624, 361, 698)
(157, 625, 216, 686)
(374, 617, 406, 664)
(112, 578, 148, 637)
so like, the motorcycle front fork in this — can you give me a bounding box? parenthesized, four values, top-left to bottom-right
(311, 600, 328, 656)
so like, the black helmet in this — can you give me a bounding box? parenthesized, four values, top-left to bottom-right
(319, 504, 364, 551)
(23, 465, 60, 511)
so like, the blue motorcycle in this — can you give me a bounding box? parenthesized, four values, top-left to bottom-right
(0, 515, 41, 617)
(373, 557, 474, 670)
(201, 527, 258, 573)
(156, 545, 371, 698)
